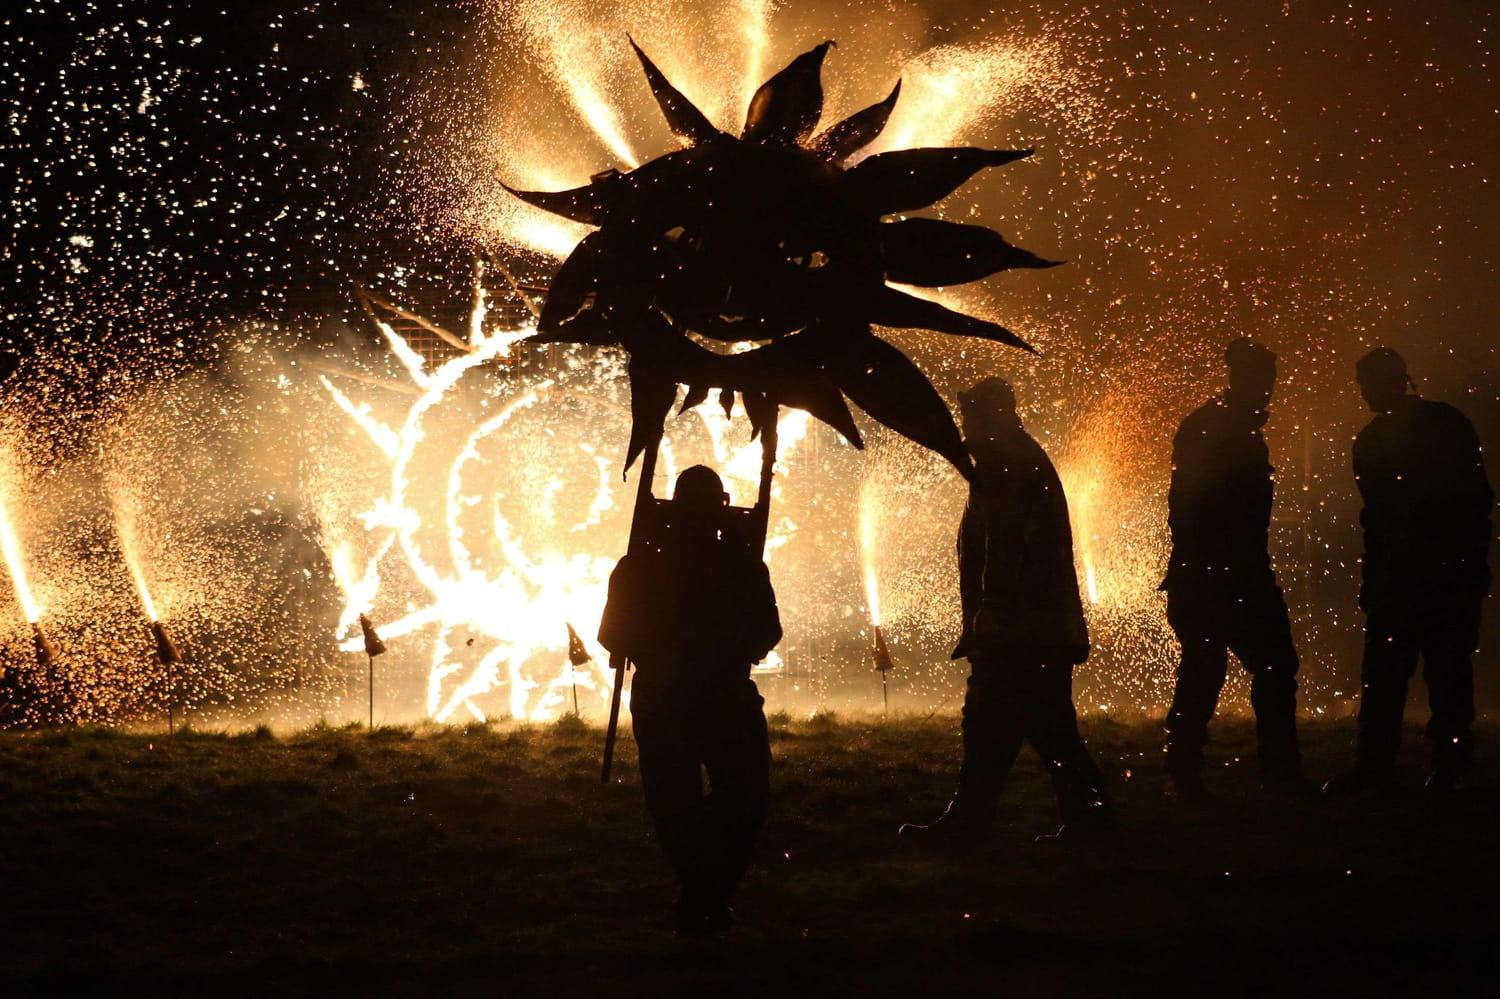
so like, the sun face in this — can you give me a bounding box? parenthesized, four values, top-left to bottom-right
(507, 39, 1058, 477)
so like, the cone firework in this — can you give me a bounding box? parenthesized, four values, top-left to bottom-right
(565, 621, 591, 667)
(359, 613, 387, 658)
(873, 624, 894, 715)
(31, 621, 57, 670)
(359, 613, 385, 730)
(565, 621, 593, 717)
(872, 624, 894, 674)
(150, 620, 182, 665)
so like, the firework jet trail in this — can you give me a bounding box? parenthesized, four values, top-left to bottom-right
(0, 497, 41, 625)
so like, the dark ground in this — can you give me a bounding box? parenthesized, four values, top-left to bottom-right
(0, 713, 1495, 998)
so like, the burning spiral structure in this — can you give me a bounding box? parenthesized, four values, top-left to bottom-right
(316, 273, 813, 724)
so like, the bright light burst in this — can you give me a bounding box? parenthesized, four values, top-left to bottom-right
(316, 283, 814, 722)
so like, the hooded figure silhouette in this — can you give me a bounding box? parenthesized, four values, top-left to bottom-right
(598, 465, 782, 933)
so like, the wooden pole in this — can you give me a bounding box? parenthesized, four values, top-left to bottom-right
(751, 408, 779, 552)
(355, 285, 472, 353)
(601, 437, 660, 783)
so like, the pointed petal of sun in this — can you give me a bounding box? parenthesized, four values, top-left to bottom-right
(743, 389, 771, 440)
(628, 36, 723, 146)
(679, 381, 711, 413)
(538, 233, 604, 331)
(742, 41, 833, 146)
(736, 337, 863, 447)
(773, 374, 863, 448)
(872, 287, 1037, 354)
(879, 217, 1062, 286)
(623, 360, 678, 476)
(500, 179, 610, 225)
(826, 331, 973, 477)
(526, 311, 618, 346)
(843, 147, 1032, 216)
(718, 387, 735, 417)
(810, 79, 901, 162)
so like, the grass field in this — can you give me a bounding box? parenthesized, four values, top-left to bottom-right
(0, 713, 1495, 998)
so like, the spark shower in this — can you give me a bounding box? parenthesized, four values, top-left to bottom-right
(1, 1, 1494, 727)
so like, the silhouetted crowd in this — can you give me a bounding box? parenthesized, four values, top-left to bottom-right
(598, 344, 1492, 935)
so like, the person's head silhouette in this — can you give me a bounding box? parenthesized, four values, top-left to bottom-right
(1355, 347, 1411, 413)
(670, 464, 729, 533)
(1224, 339, 1277, 412)
(957, 376, 1020, 440)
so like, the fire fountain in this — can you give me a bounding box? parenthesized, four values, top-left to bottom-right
(0, 494, 54, 672)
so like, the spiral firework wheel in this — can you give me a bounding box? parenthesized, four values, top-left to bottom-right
(320, 285, 815, 723)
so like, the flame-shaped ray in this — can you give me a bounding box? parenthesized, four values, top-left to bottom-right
(320, 377, 401, 459)
(376, 320, 435, 389)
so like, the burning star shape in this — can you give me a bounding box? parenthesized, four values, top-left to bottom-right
(508, 39, 1059, 476)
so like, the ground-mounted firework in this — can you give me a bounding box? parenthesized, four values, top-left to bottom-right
(506, 39, 1059, 478)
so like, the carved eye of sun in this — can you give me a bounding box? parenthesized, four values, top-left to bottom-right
(508, 39, 1059, 478)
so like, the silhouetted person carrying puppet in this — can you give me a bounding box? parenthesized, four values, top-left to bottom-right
(901, 377, 1112, 848)
(1161, 339, 1304, 799)
(598, 465, 782, 934)
(1325, 348, 1493, 795)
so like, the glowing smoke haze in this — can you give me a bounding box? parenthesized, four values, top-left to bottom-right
(0, 1, 1494, 725)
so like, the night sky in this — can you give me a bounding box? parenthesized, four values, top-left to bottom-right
(3, 2, 493, 404)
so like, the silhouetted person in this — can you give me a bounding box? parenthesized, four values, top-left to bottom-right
(1162, 339, 1304, 799)
(598, 465, 782, 933)
(1325, 348, 1492, 794)
(901, 377, 1111, 848)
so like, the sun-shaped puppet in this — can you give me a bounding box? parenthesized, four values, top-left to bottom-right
(507, 39, 1058, 479)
